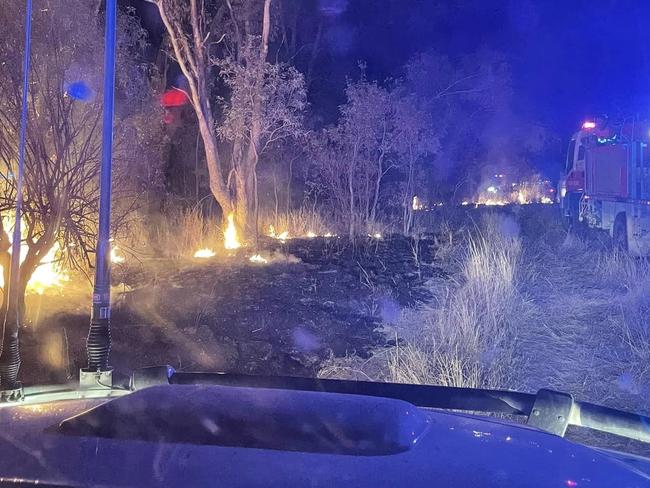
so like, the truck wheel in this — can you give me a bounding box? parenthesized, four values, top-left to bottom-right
(613, 214, 628, 251)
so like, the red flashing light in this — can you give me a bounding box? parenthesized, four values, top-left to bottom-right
(582, 121, 596, 130)
(162, 88, 188, 108)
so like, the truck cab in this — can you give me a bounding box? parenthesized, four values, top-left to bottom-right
(560, 120, 650, 255)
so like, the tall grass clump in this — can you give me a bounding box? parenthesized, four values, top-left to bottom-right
(384, 213, 532, 389)
(598, 251, 650, 383)
(259, 204, 333, 237)
(154, 207, 222, 259)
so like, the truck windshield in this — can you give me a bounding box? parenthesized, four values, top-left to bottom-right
(0, 0, 648, 459)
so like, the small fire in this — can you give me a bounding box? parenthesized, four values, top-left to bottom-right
(194, 247, 215, 259)
(26, 242, 69, 295)
(472, 175, 555, 206)
(412, 195, 425, 211)
(249, 254, 268, 264)
(306, 231, 316, 238)
(110, 246, 125, 264)
(0, 214, 69, 294)
(224, 213, 241, 250)
(268, 225, 289, 241)
(194, 248, 216, 258)
(369, 232, 382, 239)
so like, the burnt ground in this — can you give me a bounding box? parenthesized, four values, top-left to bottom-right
(18, 235, 442, 385)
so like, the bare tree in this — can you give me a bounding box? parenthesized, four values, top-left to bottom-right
(0, 1, 161, 316)
(218, 45, 306, 240)
(309, 78, 397, 238)
(393, 93, 438, 234)
(152, 0, 306, 238)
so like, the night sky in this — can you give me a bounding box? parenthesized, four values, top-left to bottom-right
(317, 0, 650, 134)
(133, 0, 650, 171)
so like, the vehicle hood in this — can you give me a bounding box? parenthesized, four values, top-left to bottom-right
(0, 384, 647, 487)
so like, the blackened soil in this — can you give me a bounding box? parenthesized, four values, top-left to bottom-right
(19, 235, 443, 385)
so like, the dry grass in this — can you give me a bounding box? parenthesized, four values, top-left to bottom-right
(384, 216, 531, 389)
(321, 208, 650, 401)
(320, 213, 533, 390)
(596, 252, 650, 386)
(153, 207, 222, 259)
(318, 207, 650, 454)
(258, 205, 332, 237)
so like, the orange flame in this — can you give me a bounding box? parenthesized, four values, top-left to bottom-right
(224, 213, 241, 250)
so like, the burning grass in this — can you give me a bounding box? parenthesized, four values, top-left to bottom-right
(153, 207, 222, 259)
(259, 206, 333, 240)
(0, 214, 69, 295)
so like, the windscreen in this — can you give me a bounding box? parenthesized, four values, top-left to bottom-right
(0, 0, 648, 461)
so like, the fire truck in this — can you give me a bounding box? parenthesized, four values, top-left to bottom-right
(559, 119, 650, 255)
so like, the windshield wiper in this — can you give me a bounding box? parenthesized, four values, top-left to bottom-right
(130, 367, 650, 445)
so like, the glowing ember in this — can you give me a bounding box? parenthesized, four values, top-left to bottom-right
(194, 248, 216, 258)
(249, 254, 268, 264)
(224, 213, 241, 250)
(369, 232, 382, 239)
(110, 247, 125, 264)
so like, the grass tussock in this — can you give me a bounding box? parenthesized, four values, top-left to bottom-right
(597, 252, 650, 385)
(154, 207, 222, 259)
(321, 213, 533, 390)
(386, 217, 530, 389)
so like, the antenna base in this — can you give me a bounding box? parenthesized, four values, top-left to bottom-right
(79, 368, 113, 390)
(0, 383, 23, 403)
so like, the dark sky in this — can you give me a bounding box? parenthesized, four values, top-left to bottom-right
(318, 0, 650, 135)
(132, 0, 650, 169)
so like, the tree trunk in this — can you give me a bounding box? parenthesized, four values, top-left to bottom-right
(369, 151, 385, 226)
(403, 151, 415, 235)
(286, 156, 293, 214)
(348, 166, 355, 240)
(156, 0, 233, 222)
(273, 172, 279, 224)
(195, 129, 200, 203)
